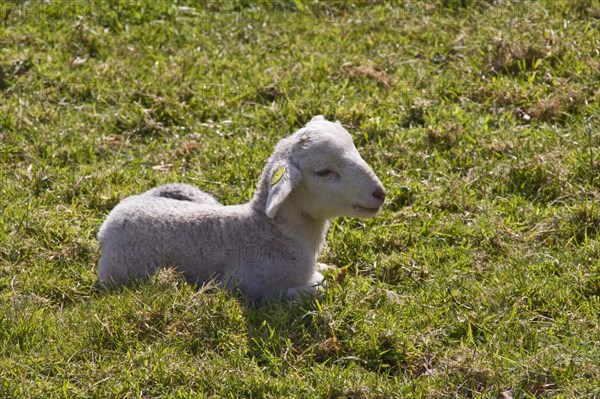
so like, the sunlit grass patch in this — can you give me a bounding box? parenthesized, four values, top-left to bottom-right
(1, 0, 599, 397)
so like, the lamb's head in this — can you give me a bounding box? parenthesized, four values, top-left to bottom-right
(264, 115, 386, 220)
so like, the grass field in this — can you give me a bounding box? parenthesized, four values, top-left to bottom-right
(1, 0, 600, 397)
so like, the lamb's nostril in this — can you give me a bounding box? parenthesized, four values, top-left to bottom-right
(372, 188, 386, 203)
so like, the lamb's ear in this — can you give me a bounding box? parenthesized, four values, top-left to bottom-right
(310, 115, 326, 123)
(265, 161, 301, 218)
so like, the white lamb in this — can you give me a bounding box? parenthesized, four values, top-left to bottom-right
(97, 115, 386, 299)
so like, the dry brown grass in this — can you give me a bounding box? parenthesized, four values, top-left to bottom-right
(340, 59, 394, 88)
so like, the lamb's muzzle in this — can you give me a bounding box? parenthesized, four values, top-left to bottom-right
(97, 115, 385, 300)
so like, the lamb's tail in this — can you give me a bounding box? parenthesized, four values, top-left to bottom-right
(143, 183, 222, 206)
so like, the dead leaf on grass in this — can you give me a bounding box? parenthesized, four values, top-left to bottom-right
(70, 57, 87, 67)
(316, 336, 343, 356)
(180, 140, 199, 155)
(341, 60, 393, 88)
(335, 268, 347, 284)
(104, 135, 122, 143)
(152, 163, 173, 171)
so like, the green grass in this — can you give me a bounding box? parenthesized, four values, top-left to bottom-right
(1, 0, 599, 397)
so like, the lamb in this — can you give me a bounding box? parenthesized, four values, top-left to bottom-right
(97, 115, 386, 300)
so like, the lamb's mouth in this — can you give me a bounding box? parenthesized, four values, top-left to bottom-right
(353, 204, 381, 213)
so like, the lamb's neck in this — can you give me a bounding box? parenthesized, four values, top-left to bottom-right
(250, 176, 329, 252)
(274, 201, 330, 248)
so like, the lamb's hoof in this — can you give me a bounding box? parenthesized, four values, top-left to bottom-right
(317, 262, 335, 272)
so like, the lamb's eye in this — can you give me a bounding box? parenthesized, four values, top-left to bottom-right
(315, 169, 339, 178)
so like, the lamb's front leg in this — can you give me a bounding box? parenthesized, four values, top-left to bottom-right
(284, 271, 325, 298)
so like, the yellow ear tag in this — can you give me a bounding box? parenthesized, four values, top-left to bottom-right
(270, 165, 286, 186)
